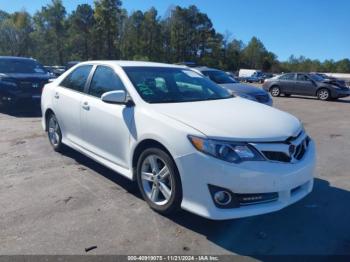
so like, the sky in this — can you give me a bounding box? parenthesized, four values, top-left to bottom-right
(0, 0, 349, 61)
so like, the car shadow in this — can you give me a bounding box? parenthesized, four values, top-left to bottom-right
(58, 147, 350, 257)
(60, 146, 141, 196)
(278, 95, 350, 104)
(167, 178, 350, 257)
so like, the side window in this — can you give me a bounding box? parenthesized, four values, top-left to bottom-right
(89, 66, 125, 98)
(297, 74, 308, 81)
(279, 73, 295, 81)
(60, 65, 92, 92)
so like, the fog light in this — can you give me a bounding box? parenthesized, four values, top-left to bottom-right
(214, 191, 232, 206)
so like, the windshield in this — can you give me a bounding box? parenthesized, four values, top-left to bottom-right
(0, 59, 47, 74)
(202, 70, 238, 84)
(309, 74, 324, 82)
(123, 67, 232, 104)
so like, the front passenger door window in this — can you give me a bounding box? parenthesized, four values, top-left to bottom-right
(89, 66, 125, 98)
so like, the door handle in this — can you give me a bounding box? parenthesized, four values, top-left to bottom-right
(54, 92, 59, 99)
(82, 102, 90, 111)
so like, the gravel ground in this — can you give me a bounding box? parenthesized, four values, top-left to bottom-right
(0, 95, 350, 258)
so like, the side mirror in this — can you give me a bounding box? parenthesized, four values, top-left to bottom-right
(101, 90, 128, 105)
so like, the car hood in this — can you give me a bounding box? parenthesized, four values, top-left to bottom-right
(219, 83, 266, 94)
(151, 97, 301, 142)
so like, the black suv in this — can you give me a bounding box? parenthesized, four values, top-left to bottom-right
(263, 72, 350, 101)
(0, 56, 51, 109)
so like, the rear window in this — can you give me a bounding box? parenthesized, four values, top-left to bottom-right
(0, 58, 47, 74)
(60, 65, 92, 92)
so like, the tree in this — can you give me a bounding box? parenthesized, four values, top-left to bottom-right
(242, 37, 268, 69)
(225, 39, 244, 71)
(0, 3, 349, 73)
(166, 5, 215, 63)
(141, 7, 162, 61)
(32, 0, 67, 65)
(120, 10, 144, 59)
(94, 0, 123, 59)
(0, 11, 33, 56)
(68, 4, 94, 60)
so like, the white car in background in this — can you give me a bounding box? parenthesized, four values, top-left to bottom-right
(41, 61, 316, 220)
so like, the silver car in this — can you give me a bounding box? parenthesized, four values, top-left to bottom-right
(192, 67, 273, 106)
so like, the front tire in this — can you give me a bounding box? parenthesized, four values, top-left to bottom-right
(270, 86, 281, 97)
(317, 88, 330, 101)
(136, 147, 182, 215)
(47, 113, 64, 152)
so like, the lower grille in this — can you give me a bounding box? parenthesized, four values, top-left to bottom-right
(238, 192, 278, 206)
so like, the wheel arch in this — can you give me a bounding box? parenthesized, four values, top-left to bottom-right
(131, 139, 179, 180)
(269, 84, 280, 91)
(44, 108, 55, 131)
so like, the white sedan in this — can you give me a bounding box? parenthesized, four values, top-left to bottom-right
(41, 61, 316, 220)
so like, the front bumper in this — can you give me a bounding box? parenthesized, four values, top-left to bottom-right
(175, 141, 316, 220)
(0, 90, 41, 106)
(334, 89, 350, 98)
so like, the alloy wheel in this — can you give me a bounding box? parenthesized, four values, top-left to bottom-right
(270, 87, 280, 97)
(48, 116, 60, 147)
(141, 154, 173, 206)
(318, 89, 329, 100)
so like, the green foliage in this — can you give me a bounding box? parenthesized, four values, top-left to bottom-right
(0, 11, 33, 56)
(0, 2, 348, 73)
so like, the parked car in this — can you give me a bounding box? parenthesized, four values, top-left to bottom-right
(263, 73, 350, 101)
(244, 72, 265, 83)
(42, 61, 315, 220)
(176, 61, 197, 68)
(192, 67, 273, 106)
(0, 56, 52, 109)
(66, 61, 81, 70)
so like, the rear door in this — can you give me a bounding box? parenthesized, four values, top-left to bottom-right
(295, 74, 317, 96)
(278, 73, 296, 94)
(80, 65, 133, 168)
(53, 65, 93, 146)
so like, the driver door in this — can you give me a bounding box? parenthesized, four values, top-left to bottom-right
(295, 74, 317, 96)
(80, 65, 134, 169)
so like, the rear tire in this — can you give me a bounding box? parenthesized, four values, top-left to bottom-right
(47, 113, 64, 152)
(270, 86, 281, 97)
(317, 88, 330, 101)
(136, 147, 182, 215)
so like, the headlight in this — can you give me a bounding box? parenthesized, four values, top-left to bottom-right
(188, 135, 265, 163)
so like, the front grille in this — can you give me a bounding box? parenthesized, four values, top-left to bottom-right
(19, 81, 45, 89)
(261, 136, 310, 163)
(255, 94, 270, 103)
(294, 136, 310, 160)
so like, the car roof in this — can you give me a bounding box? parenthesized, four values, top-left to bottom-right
(79, 60, 187, 69)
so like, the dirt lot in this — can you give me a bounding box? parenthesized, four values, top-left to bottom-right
(0, 96, 350, 258)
